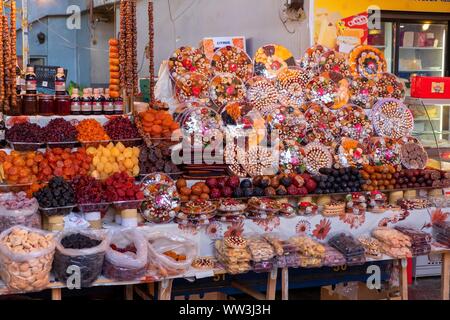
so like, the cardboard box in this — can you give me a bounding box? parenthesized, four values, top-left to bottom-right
(321, 283, 400, 300)
(200, 36, 246, 59)
(411, 76, 450, 99)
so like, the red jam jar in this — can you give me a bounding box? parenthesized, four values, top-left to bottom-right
(55, 95, 71, 115)
(23, 94, 38, 115)
(38, 94, 55, 115)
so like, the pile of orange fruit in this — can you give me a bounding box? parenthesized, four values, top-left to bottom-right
(37, 148, 93, 182)
(0, 151, 41, 185)
(76, 119, 110, 143)
(139, 109, 179, 138)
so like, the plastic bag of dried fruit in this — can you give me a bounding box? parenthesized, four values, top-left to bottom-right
(0, 193, 40, 233)
(0, 226, 55, 292)
(53, 229, 111, 288)
(155, 60, 177, 109)
(103, 228, 148, 281)
(144, 230, 197, 278)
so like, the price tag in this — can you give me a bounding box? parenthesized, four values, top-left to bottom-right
(42, 81, 48, 87)
(270, 268, 277, 280)
(195, 270, 215, 279)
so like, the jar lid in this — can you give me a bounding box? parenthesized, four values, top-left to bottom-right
(38, 94, 54, 100)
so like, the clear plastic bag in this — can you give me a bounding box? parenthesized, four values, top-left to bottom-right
(145, 231, 197, 278)
(155, 60, 177, 107)
(53, 229, 111, 287)
(103, 229, 148, 281)
(0, 193, 40, 233)
(0, 226, 55, 292)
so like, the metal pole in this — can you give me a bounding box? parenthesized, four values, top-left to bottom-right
(21, 0, 28, 68)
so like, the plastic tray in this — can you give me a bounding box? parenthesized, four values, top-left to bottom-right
(78, 202, 110, 214)
(329, 234, 365, 256)
(433, 221, 450, 237)
(39, 205, 76, 217)
(394, 226, 432, 244)
(113, 199, 144, 211)
(7, 141, 43, 152)
(251, 260, 274, 273)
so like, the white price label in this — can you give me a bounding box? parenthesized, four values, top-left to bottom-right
(42, 81, 48, 87)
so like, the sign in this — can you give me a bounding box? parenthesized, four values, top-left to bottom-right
(200, 36, 246, 59)
(312, 0, 450, 51)
(34, 65, 67, 90)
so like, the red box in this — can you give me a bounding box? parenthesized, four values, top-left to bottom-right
(411, 76, 450, 99)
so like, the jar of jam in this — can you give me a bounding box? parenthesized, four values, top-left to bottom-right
(6, 95, 22, 116)
(23, 94, 38, 115)
(55, 95, 71, 115)
(38, 95, 55, 115)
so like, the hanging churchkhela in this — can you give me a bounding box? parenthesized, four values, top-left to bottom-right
(0, 2, 4, 109)
(148, 0, 155, 102)
(9, 0, 17, 110)
(2, 15, 11, 113)
(119, 0, 138, 96)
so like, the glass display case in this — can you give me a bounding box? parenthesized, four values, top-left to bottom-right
(406, 97, 450, 171)
(368, 22, 394, 73)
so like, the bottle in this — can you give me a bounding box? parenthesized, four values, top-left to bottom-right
(25, 66, 37, 94)
(70, 88, 81, 115)
(0, 112, 6, 148)
(16, 66, 22, 95)
(81, 88, 92, 115)
(103, 89, 114, 115)
(114, 94, 124, 115)
(92, 88, 103, 115)
(54, 67, 66, 96)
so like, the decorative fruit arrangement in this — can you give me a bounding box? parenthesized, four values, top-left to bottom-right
(37, 148, 92, 182)
(314, 167, 364, 194)
(34, 177, 76, 208)
(176, 178, 210, 201)
(6, 122, 43, 143)
(43, 118, 78, 144)
(86, 142, 140, 179)
(109, 38, 121, 99)
(393, 169, 442, 190)
(76, 119, 110, 143)
(137, 109, 179, 139)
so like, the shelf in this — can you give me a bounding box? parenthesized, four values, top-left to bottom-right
(406, 97, 450, 106)
(400, 47, 443, 50)
(399, 69, 442, 72)
(414, 117, 441, 121)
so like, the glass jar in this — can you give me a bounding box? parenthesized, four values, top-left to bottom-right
(23, 94, 38, 115)
(7, 95, 23, 116)
(38, 95, 55, 115)
(55, 95, 71, 115)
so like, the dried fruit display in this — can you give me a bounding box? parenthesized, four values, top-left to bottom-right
(276, 67, 310, 107)
(119, 0, 138, 96)
(104, 116, 140, 141)
(168, 46, 211, 82)
(137, 108, 180, 140)
(86, 142, 140, 179)
(303, 142, 333, 175)
(109, 38, 121, 99)
(349, 45, 387, 80)
(209, 73, 246, 108)
(76, 119, 110, 143)
(372, 99, 414, 139)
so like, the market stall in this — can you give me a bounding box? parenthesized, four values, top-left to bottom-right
(0, 0, 449, 301)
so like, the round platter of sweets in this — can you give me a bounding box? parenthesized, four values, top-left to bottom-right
(303, 142, 333, 175)
(225, 143, 249, 177)
(318, 50, 351, 79)
(168, 46, 212, 82)
(211, 46, 254, 82)
(174, 72, 210, 103)
(400, 142, 429, 170)
(305, 72, 349, 109)
(300, 45, 329, 74)
(220, 102, 256, 137)
(275, 67, 310, 107)
(336, 137, 369, 168)
(209, 73, 246, 108)
(236, 145, 278, 177)
(266, 105, 307, 143)
(278, 140, 305, 174)
(180, 106, 222, 146)
(349, 45, 387, 80)
(336, 104, 373, 141)
(348, 77, 377, 109)
(372, 98, 414, 139)
(366, 136, 401, 166)
(246, 76, 279, 115)
(181, 199, 217, 216)
(140, 173, 180, 224)
(375, 73, 406, 101)
(254, 44, 296, 79)
(304, 104, 340, 146)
